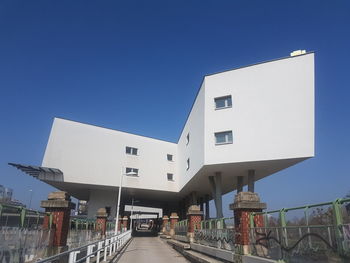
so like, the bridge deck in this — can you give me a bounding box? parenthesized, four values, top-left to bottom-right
(117, 237, 190, 263)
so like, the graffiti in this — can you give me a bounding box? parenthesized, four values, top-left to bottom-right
(254, 229, 337, 252)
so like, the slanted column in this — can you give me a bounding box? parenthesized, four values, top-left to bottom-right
(209, 173, 223, 218)
(162, 215, 169, 234)
(230, 192, 266, 255)
(41, 191, 75, 249)
(248, 169, 255, 193)
(96, 208, 108, 237)
(205, 194, 210, 220)
(187, 205, 203, 243)
(169, 212, 179, 237)
(122, 216, 128, 231)
(237, 176, 243, 193)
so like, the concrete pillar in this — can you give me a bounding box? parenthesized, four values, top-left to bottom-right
(187, 205, 203, 243)
(122, 216, 128, 231)
(204, 195, 210, 220)
(209, 173, 223, 218)
(248, 169, 255, 193)
(190, 191, 198, 205)
(230, 192, 266, 255)
(162, 215, 169, 234)
(41, 191, 75, 248)
(96, 208, 108, 237)
(169, 212, 179, 237)
(237, 176, 243, 193)
(199, 197, 204, 213)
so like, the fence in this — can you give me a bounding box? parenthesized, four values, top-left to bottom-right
(250, 198, 350, 262)
(194, 217, 237, 251)
(36, 230, 132, 263)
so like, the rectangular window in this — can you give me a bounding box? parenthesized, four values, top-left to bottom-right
(125, 167, 139, 176)
(167, 154, 173, 161)
(167, 173, 174, 181)
(186, 158, 190, 170)
(126, 146, 138, 155)
(215, 131, 233, 145)
(186, 133, 190, 145)
(215, 95, 232, 109)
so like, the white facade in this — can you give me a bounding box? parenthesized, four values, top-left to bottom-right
(38, 53, 314, 217)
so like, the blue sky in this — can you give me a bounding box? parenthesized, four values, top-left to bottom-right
(0, 1, 349, 215)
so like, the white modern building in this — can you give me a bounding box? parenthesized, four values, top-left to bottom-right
(11, 52, 314, 219)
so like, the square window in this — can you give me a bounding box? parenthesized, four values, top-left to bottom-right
(167, 154, 173, 161)
(126, 146, 138, 155)
(215, 95, 232, 109)
(215, 131, 233, 145)
(167, 173, 174, 181)
(186, 158, 190, 170)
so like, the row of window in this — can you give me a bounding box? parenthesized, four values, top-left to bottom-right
(126, 146, 174, 161)
(125, 167, 174, 181)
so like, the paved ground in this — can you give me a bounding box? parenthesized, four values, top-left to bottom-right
(116, 237, 190, 263)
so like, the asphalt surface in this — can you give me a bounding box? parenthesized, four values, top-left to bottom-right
(117, 237, 190, 263)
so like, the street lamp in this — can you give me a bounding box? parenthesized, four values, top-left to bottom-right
(115, 169, 137, 233)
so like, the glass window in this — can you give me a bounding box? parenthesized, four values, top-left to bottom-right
(167, 173, 174, 181)
(167, 154, 173, 161)
(186, 158, 190, 170)
(215, 131, 233, 144)
(126, 146, 138, 155)
(125, 167, 139, 176)
(215, 95, 232, 109)
(186, 133, 190, 145)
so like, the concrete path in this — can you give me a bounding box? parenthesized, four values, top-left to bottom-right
(117, 237, 190, 263)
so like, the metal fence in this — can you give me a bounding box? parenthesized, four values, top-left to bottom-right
(194, 217, 237, 251)
(0, 227, 53, 262)
(174, 219, 188, 236)
(250, 198, 350, 262)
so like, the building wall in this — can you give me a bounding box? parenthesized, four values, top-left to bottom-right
(177, 82, 205, 189)
(42, 118, 178, 192)
(204, 53, 314, 165)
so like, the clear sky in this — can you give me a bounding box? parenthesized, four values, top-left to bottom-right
(0, 1, 349, 215)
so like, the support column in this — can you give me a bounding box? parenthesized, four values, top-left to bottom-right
(237, 176, 243, 193)
(190, 191, 198, 205)
(205, 194, 210, 220)
(209, 173, 223, 218)
(187, 205, 203, 243)
(199, 197, 204, 213)
(118, 216, 123, 233)
(41, 191, 75, 249)
(162, 215, 169, 234)
(230, 192, 266, 255)
(169, 212, 179, 237)
(96, 208, 108, 237)
(248, 169, 255, 193)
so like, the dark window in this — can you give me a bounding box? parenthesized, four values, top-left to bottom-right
(215, 131, 233, 144)
(167, 154, 173, 161)
(186, 133, 190, 145)
(186, 158, 190, 170)
(215, 95, 232, 109)
(126, 146, 138, 155)
(167, 173, 174, 181)
(125, 167, 139, 176)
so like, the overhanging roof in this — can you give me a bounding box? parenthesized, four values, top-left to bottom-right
(8, 163, 63, 181)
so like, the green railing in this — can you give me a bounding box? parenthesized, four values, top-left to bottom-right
(200, 217, 234, 230)
(174, 219, 188, 236)
(250, 198, 350, 262)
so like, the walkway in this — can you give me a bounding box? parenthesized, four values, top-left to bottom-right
(117, 237, 190, 263)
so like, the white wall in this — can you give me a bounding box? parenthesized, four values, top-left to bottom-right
(204, 53, 314, 165)
(177, 82, 205, 189)
(42, 118, 178, 192)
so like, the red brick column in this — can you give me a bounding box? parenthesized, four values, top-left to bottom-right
(96, 208, 108, 237)
(161, 215, 169, 234)
(41, 192, 75, 248)
(230, 192, 266, 255)
(169, 212, 179, 237)
(122, 216, 128, 231)
(187, 205, 203, 243)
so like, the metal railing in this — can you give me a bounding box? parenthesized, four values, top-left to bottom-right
(250, 198, 350, 262)
(174, 219, 188, 236)
(0, 204, 46, 228)
(194, 217, 237, 251)
(37, 230, 132, 263)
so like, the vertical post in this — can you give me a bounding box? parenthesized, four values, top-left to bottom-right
(41, 191, 75, 251)
(20, 208, 26, 228)
(169, 212, 179, 237)
(187, 205, 203, 243)
(215, 172, 223, 218)
(96, 208, 108, 238)
(333, 199, 344, 255)
(199, 197, 204, 213)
